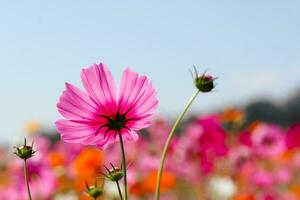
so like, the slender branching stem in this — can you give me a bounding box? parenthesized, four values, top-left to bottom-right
(118, 131, 128, 200)
(24, 160, 32, 200)
(155, 90, 200, 200)
(116, 180, 124, 200)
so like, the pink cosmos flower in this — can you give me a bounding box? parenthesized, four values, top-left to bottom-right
(274, 167, 291, 184)
(239, 131, 252, 147)
(196, 115, 228, 174)
(251, 169, 274, 188)
(251, 124, 285, 158)
(147, 115, 170, 144)
(197, 115, 228, 157)
(285, 123, 300, 149)
(229, 145, 252, 169)
(177, 115, 228, 175)
(55, 63, 158, 149)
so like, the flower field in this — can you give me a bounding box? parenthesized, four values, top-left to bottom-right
(1, 1, 300, 199)
(1, 108, 300, 199)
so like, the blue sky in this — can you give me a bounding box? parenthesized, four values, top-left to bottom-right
(1, 1, 300, 143)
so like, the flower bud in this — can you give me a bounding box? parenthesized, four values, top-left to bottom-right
(14, 138, 36, 160)
(195, 74, 215, 92)
(191, 66, 215, 92)
(103, 163, 123, 182)
(85, 180, 103, 199)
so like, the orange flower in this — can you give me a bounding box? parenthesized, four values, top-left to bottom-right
(233, 193, 255, 200)
(48, 151, 65, 168)
(280, 149, 296, 162)
(0, 165, 10, 186)
(289, 184, 300, 198)
(130, 170, 175, 196)
(248, 121, 262, 133)
(219, 108, 244, 124)
(72, 148, 103, 191)
(130, 182, 145, 196)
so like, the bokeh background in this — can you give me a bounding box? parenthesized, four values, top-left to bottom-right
(1, 1, 300, 200)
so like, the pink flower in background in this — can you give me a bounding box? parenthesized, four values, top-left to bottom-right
(251, 169, 274, 188)
(55, 63, 158, 149)
(251, 124, 285, 158)
(195, 115, 228, 174)
(274, 167, 291, 184)
(285, 123, 300, 149)
(197, 115, 228, 157)
(147, 115, 171, 145)
(9, 159, 56, 199)
(229, 145, 252, 169)
(263, 194, 277, 200)
(239, 131, 252, 147)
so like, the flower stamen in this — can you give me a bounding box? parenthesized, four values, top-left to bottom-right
(96, 108, 137, 138)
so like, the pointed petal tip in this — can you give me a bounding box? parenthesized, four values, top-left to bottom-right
(91, 62, 107, 70)
(64, 82, 70, 87)
(81, 62, 107, 73)
(123, 67, 136, 75)
(65, 82, 77, 89)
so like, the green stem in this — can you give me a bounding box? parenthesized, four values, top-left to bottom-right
(155, 90, 200, 200)
(118, 131, 128, 200)
(24, 160, 32, 200)
(116, 180, 124, 200)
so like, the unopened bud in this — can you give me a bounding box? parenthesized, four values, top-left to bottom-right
(191, 66, 216, 92)
(14, 138, 36, 160)
(85, 180, 103, 199)
(195, 74, 215, 92)
(103, 163, 123, 182)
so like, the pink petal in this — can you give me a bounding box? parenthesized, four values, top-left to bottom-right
(55, 119, 96, 143)
(56, 119, 116, 147)
(57, 83, 98, 120)
(96, 134, 115, 149)
(121, 129, 139, 141)
(127, 116, 153, 130)
(81, 63, 117, 114)
(96, 129, 139, 149)
(82, 131, 111, 146)
(118, 68, 158, 130)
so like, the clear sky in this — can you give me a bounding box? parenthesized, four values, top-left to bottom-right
(1, 1, 300, 143)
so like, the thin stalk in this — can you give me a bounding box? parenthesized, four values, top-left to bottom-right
(118, 131, 128, 200)
(155, 90, 200, 200)
(116, 180, 124, 200)
(24, 160, 32, 200)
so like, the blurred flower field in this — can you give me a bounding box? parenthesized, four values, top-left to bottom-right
(1, 0, 300, 199)
(1, 108, 300, 200)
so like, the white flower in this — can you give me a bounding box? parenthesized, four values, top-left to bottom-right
(53, 191, 78, 200)
(207, 176, 237, 200)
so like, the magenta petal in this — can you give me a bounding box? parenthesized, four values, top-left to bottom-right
(96, 129, 139, 149)
(118, 68, 158, 131)
(56, 119, 113, 148)
(57, 83, 98, 120)
(82, 131, 111, 146)
(121, 129, 139, 141)
(55, 119, 96, 143)
(81, 63, 117, 114)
